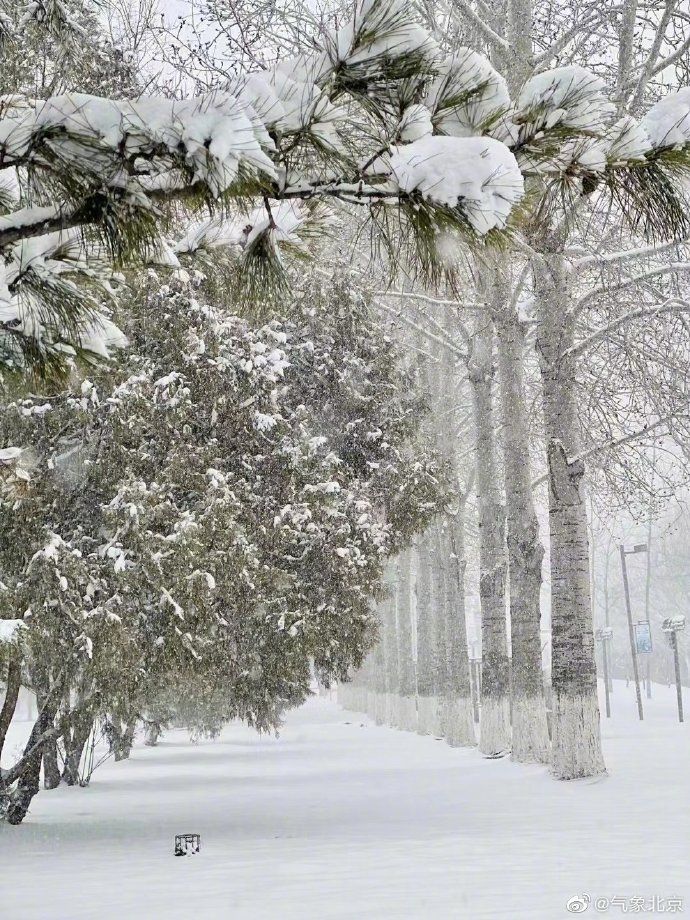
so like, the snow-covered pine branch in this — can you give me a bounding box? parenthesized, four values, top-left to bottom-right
(4, 1, 690, 374)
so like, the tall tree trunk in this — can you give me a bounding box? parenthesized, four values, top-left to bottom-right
(42, 735, 61, 789)
(110, 715, 137, 762)
(432, 303, 475, 747)
(357, 644, 375, 718)
(432, 522, 452, 739)
(381, 563, 400, 728)
(495, 307, 550, 763)
(35, 691, 61, 790)
(534, 249, 606, 779)
(0, 648, 21, 765)
(394, 549, 418, 730)
(4, 682, 63, 824)
(441, 514, 476, 747)
(415, 533, 441, 734)
(469, 319, 511, 756)
(372, 598, 387, 726)
(63, 710, 94, 785)
(504, 0, 534, 93)
(144, 720, 162, 747)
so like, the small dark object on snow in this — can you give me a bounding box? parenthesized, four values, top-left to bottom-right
(175, 833, 200, 856)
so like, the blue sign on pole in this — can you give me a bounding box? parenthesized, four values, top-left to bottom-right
(634, 621, 653, 654)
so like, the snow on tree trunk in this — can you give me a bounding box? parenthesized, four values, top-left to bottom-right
(469, 318, 511, 756)
(414, 534, 441, 735)
(431, 523, 452, 739)
(439, 517, 476, 747)
(356, 654, 373, 717)
(534, 249, 606, 780)
(494, 304, 550, 764)
(356, 647, 374, 720)
(503, 0, 535, 95)
(394, 550, 418, 731)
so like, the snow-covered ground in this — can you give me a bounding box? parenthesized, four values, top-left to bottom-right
(2, 680, 688, 920)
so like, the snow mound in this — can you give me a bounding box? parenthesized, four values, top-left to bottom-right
(426, 50, 510, 138)
(328, 0, 437, 73)
(389, 136, 524, 234)
(174, 202, 313, 256)
(237, 68, 345, 151)
(605, 116, 651, 164)
(515, 66, 614, 132)
(0, 231, 127, 363)
(642, 87, 690, 150)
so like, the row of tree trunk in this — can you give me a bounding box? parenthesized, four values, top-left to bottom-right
(338, 533, 476, 748)
(343, 247, 607, 779)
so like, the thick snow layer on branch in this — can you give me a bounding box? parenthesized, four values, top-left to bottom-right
(0, 618, 26, 644)
(426, 50, 510, 138)
(238, 69, 345, 150)
(0, 230, 127, 362)
(330, 0, 436, 71)
(397, 104, 433, 142)
(515, 66, 614, 132)
(389, 136, 524, 234)
(0, 205, 59, 234)
(0, 91, 277, 197)
(642, 88, 690, 150)
(78, 314, 129, 360)
(0, 447, 23, 463)
(605, 116, 651, 164)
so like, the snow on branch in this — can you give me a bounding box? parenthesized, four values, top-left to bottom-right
(0, 90, 277, 198)
(571, 238, 690, 271)
(570, 262, 690, 315)
(4, 0, 690, 374)
(531, 416, 684, 489)
(0, 618, 26, 645)
(386, 136, 524, 235)
(563, 299, 690, 360)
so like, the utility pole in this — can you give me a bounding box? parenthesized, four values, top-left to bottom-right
(595, 628, 613, 718)
(620, 543, 647, 721)
(671, 632, 684, 724)
(602, 536, 614, 694)
(644, 515, 653, 699)
(662, 616, 686, 724)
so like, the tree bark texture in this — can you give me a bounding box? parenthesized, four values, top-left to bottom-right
(534, 249, 606, 779)
(0, 648, 21, 765)
(469, 318, 511, 756)
(495, 306, 550, 763)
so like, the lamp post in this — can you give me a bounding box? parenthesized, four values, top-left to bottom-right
(620, 543, 648, 721)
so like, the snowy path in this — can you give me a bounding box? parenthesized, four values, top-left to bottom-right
(1, 682, 688, 920)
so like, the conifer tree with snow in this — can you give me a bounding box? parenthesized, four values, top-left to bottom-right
(0, 264, 445, 822)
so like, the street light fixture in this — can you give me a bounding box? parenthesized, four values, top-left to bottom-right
(620, 543, 648, 721)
